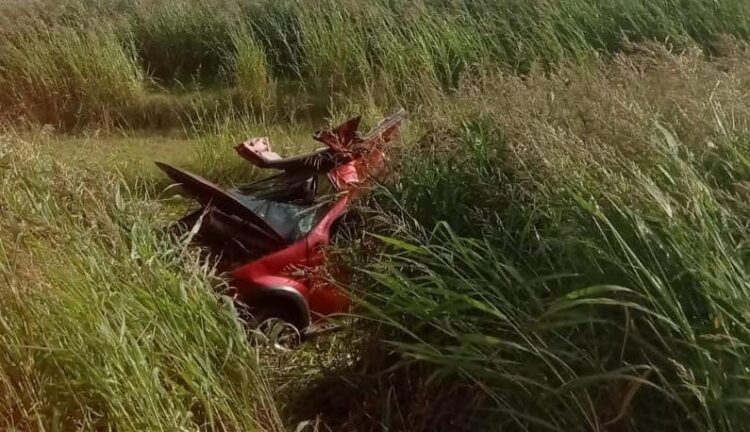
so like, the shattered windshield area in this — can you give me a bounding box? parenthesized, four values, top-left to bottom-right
(235, 170, 319, 204)
(228, 173, 336, 242)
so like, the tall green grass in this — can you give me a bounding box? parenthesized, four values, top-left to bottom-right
(0, 137, 282, 430)
(343, 49, 750, 430)
(3, 0, 750, 128)
(3, 1, 750, 430)
(229, 25, 276, 114)
(0, 23, 144, 128)
(129, 0, 239, 85)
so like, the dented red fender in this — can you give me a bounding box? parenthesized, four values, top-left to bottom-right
(231, 193, 353, 324)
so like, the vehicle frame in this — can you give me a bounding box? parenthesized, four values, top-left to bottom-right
(156, 109, 406, 330)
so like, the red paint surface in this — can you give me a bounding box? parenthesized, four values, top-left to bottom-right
(231, 139, 390, 319)
(230, 111, 403, 320)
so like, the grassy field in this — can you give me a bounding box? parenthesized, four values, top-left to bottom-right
(3, 0, 750, 431)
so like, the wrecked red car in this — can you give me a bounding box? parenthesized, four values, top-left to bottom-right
(156, 109, 406, 331)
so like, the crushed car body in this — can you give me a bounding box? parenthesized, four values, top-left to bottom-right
(156, 109, 406, 330)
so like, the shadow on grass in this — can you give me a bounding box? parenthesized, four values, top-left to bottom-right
(282, 335, 490, 432)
